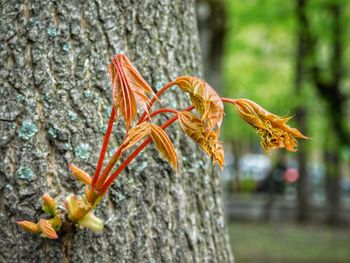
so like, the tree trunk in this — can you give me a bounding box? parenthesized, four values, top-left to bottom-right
(324, 147, 343, 225)
(295, 112, 310, 222)
(197, 0, 226, 92)
(294, 0, 311, 222)
(0, 1, 233, 262)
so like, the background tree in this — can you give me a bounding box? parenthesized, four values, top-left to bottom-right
(294, 0, 312, 222)
(309, 0, 349, 225)
(0, 0, 233, 262)
(197, 0, 226, 92)
(223, 0, 350, 226)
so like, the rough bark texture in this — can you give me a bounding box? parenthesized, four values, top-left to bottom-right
(0, 0, 233, 262)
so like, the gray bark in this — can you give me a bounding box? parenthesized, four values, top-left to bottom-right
(0, 0, 233, 262)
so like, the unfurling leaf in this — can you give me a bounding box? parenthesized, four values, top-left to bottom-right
(65, 195, 90, 222)
(174, 76, 224, 132)
(108, 54, 156, 130)
(150, 124, 177, 172)
(65, 194, 103, 231)
(68, 164, 92, 185)
(38, 219, 58, 239)
(84, 186, 102, 208)
(49, 215, 62, 231)
(42, 193, 57, 215)
(177, 112, 224, 168)
(77, 211, 104, 232)
(121, 122, 151, 153)
(17, 220, 41, 234)
(207, 132, 225, 169)
(234, 99, 308, 152)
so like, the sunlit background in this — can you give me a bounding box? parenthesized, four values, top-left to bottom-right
(197, 0, 350, 262)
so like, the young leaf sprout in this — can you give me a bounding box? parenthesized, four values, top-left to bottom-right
(17, 54, 308, 238)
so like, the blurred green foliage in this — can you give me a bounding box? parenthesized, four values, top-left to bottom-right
(221, 0, 350, 154)
(223, 0, 295, 144)
(238, 177, 257, 193)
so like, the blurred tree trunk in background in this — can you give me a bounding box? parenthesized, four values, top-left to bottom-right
(324, 143, 342, 225)
(311, 2, 347, 225)
(294, 0, 311, 222)
(197, 0, 226, 92)
(295, 0, 348, 225)
(0, 0, 234, 262)
(231, 138, 243, 191)
(263, 152, 287, 222)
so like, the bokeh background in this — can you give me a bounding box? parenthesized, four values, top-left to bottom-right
(197, 0, 350, 262)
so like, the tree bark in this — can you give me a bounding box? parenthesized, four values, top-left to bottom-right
(0, 0, 233, 262)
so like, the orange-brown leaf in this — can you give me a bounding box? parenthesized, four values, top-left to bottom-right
(177, 112, 225, 168)
(120, 55, 156, 110)
(17, 220, 41, 234)
(108, 54, 155, 130)
(174, 76, 224, 132)
(38, 219, 58, 239)
(234, 99, 308, 152)
(210, 136, 225, 169)
(150, 124, 177, 172)
(109, 58, 137, 130)
(121, 122, 151, 153)
(177, 112, 205, 146)
(65, 195, 90, 222)
(68, 164, 92, 185)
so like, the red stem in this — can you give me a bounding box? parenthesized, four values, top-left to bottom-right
(101, 105, 194, 193)
(94, 146, 124, 190)
(94, 108, 179, 190)
(91, 107, 116, 189)
(137, 81, 176, 124)
(101, 138, 152, 193)
(221, 97, 237, 104)
(148, 108, 178, 119)
(95, 98, 234, 192)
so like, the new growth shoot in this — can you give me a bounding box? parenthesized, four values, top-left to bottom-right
(17, 54, 308, 238)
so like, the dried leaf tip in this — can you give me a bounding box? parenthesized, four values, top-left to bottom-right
(233, 99, 308, 152)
